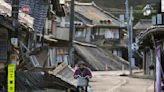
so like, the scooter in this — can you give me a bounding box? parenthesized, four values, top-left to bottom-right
(76, 75, 92, 92)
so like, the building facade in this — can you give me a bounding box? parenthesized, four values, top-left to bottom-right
(73, 2, 127, 60)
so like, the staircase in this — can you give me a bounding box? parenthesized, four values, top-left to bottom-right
(0, 28, 8, 63)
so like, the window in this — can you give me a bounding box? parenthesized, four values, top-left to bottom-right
(113, 50, 118, 56)
(117, 50, 122, 57)
(54, 47, 69, 65)
(112, 50, 122, 57)
(56, 55, 69, 65)
(75, 31, 83, 37)
(105, 28, 119, 39)
(99, 28, 105, 36)
(56, 55, 63, 63)
(75, 28, 86, 38)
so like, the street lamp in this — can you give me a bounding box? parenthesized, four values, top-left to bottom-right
(143, 4, 153, 16)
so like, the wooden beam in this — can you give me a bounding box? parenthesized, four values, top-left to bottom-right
(0, 63, 5, 69)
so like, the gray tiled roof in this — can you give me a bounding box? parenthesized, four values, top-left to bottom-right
(136, 26, 164, 45)
(134, 19, 153, 30)
(4, 0, 48, 32)
(74, 2, 120, 26)
(16, 71, 45, 92)
(15, 71, 76, 92)
(19, 0, 49, 32)
(74, 44, 129, 71)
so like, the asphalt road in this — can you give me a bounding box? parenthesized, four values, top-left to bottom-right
(114, 77, 153, 92)
(89, 71, 154, 92)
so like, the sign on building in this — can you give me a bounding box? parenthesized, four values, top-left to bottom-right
(21, 5, 30, 14)
(157, 14, 162, 24)
(8, 64, 15, 92)
(131, 58, 135, 67)
(19, 0, 49, 32)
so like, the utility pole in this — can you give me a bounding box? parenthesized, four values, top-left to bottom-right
(7, 1, 19, 92)
(125, 0, 133, 75)
(12, 0, 19, 19)
(11, 0, 19, 42)
(11, 0, 19, 69)
(69, 0, 75, 66)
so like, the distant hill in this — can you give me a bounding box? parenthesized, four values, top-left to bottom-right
(94, 0, 156, 8)
(79, 0, 156, 8)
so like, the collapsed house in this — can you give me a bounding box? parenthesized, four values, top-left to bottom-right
(0, 0, 76, 92)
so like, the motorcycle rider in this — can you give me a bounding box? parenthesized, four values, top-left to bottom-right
(74, 62, 92, 92)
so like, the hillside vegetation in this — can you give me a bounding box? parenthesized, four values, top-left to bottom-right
(79, 0, 157, 23)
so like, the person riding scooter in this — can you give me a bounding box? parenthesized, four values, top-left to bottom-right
(74, 62, 92, 92)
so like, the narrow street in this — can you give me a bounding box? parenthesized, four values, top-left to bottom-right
(90, 71, 154, 92)
(0, 0, 163, 92)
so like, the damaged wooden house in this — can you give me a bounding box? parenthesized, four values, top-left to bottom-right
(56, 1, 129, 71)
(0, 0, 77, 92)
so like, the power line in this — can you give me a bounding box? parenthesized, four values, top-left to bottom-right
(105, 10, 156, 14)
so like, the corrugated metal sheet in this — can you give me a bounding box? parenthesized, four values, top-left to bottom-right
(51, 63, 76, 86)
(56, 66, 76, 86)
(16, 71, 45, 92)
(15, 71, 76, 92)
